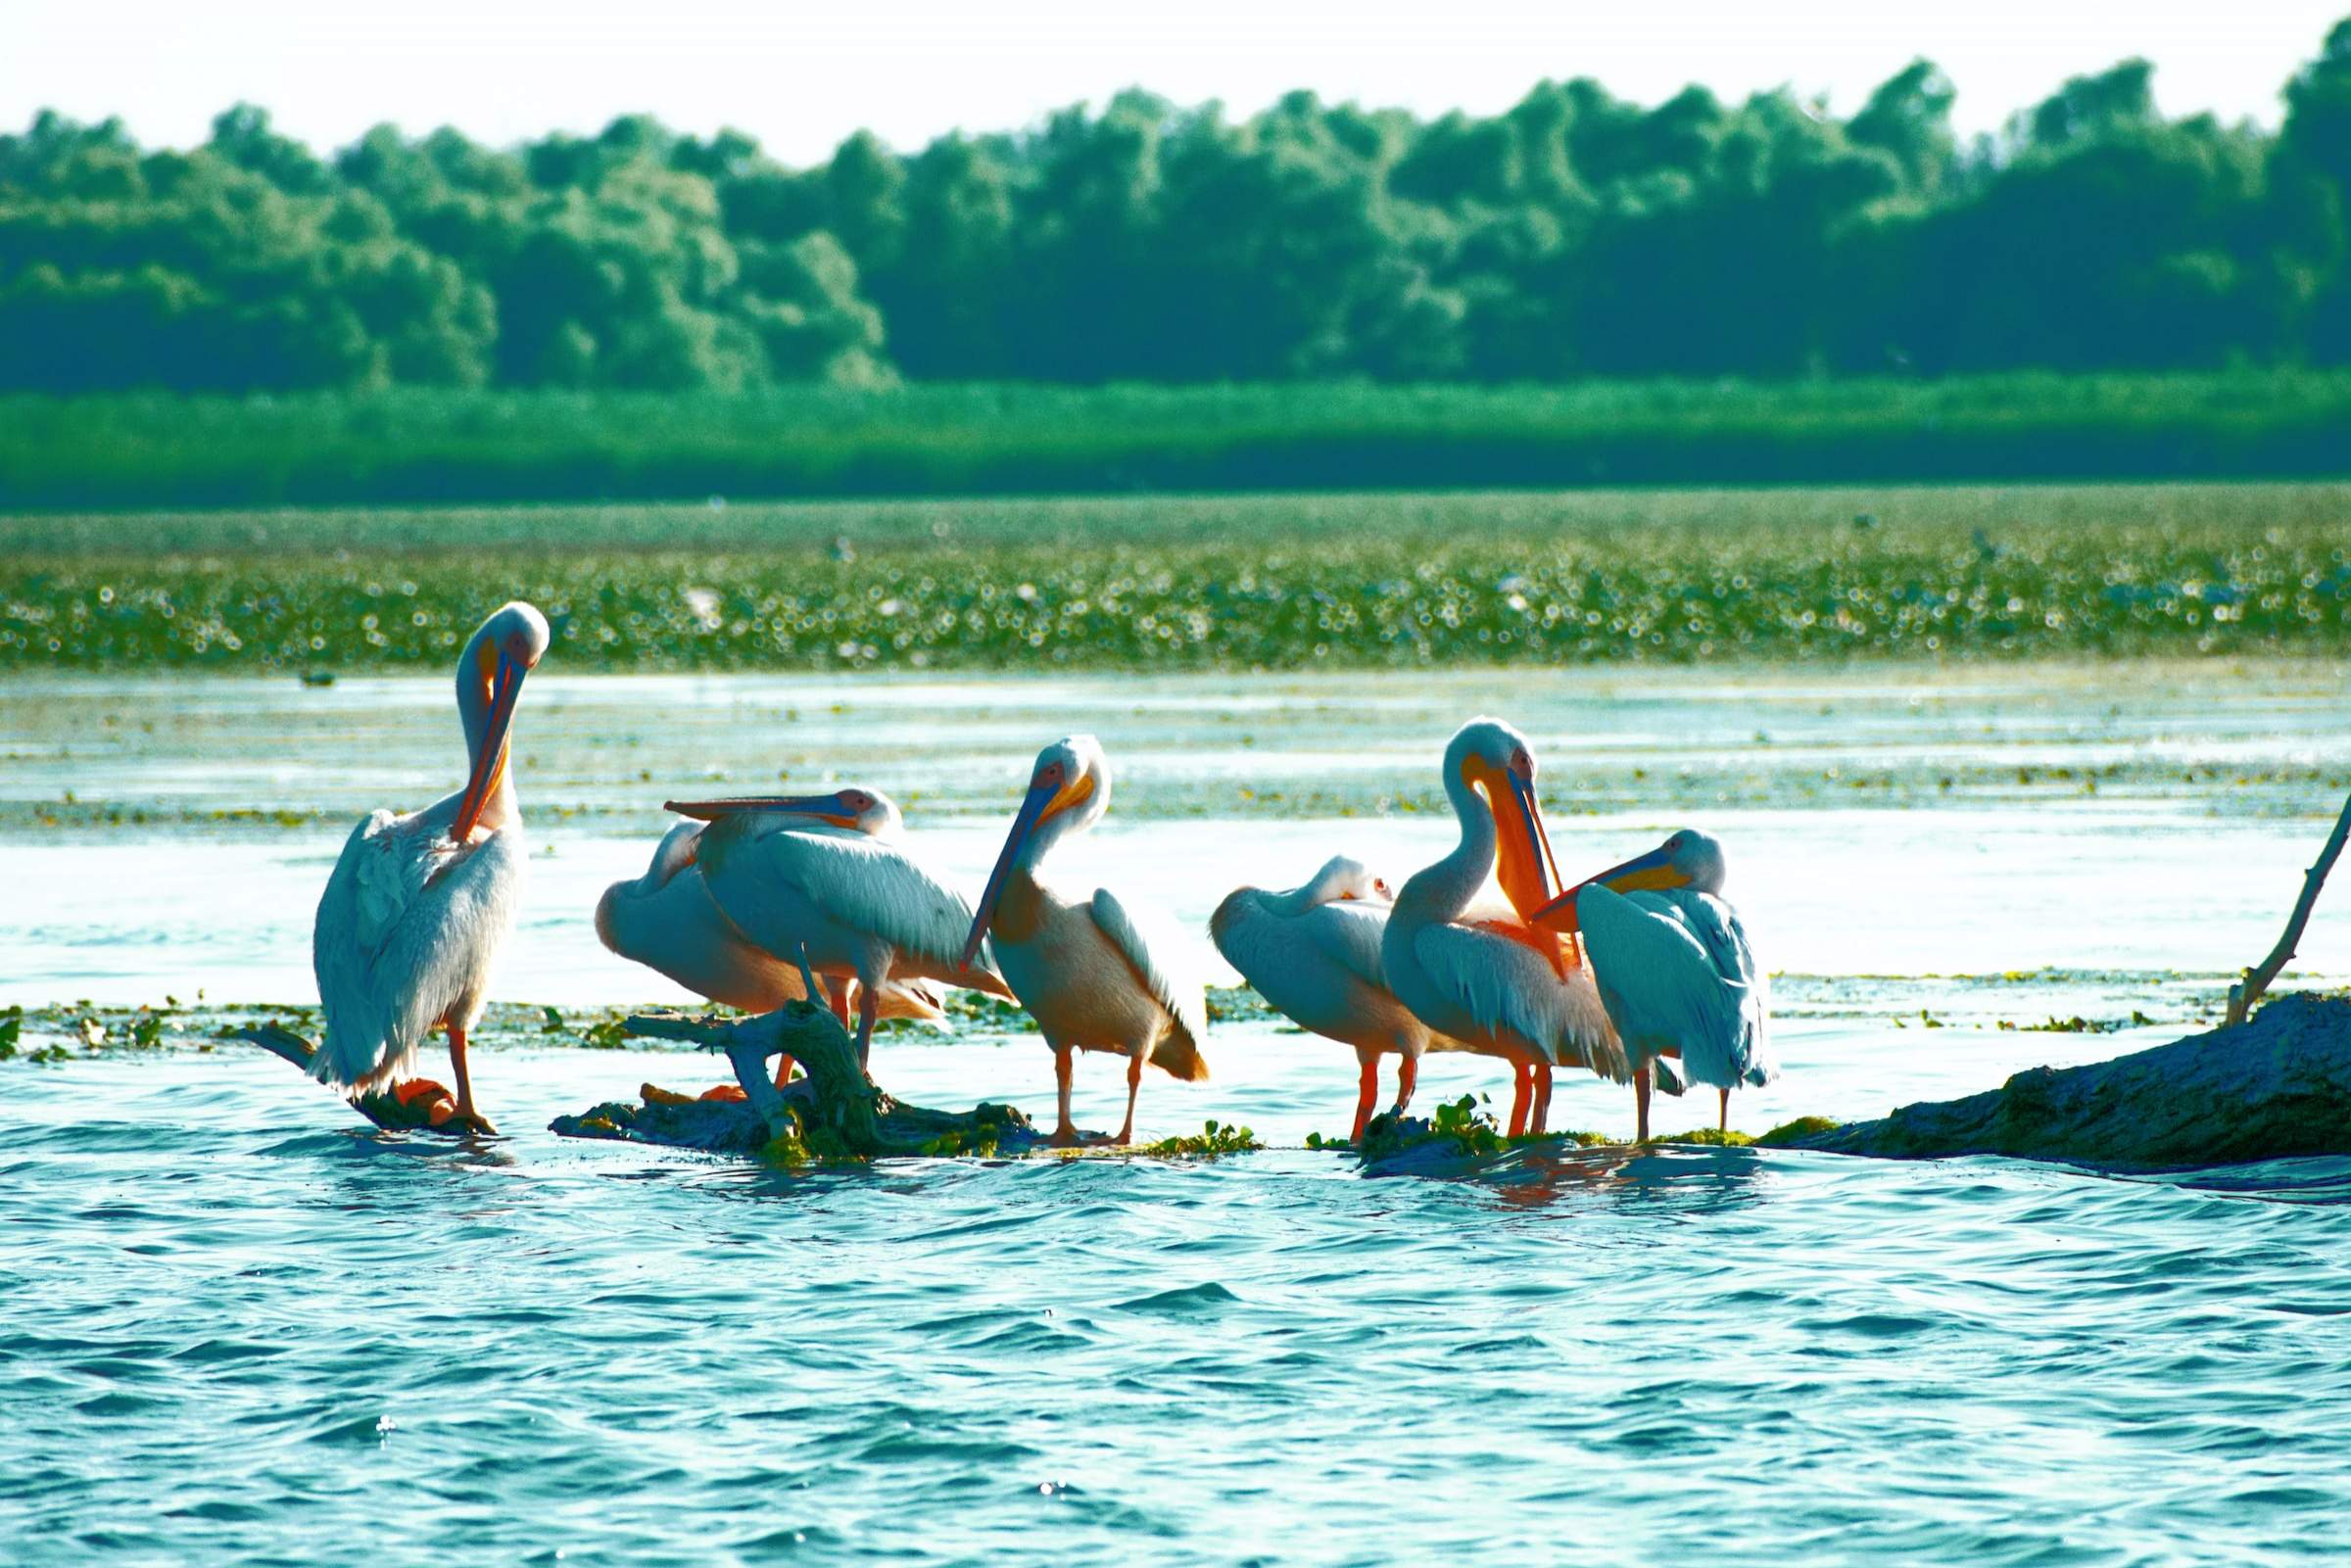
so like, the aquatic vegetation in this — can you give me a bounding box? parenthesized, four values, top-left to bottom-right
(1360, 1095, 1509, 1161)
(918, 1103, 1024, 1158)
(1755, 1116, 1845, 1147)
(575, 1011, 636, 1050)
(1658, 1127, 1756, 1147)
(1138, 1118, 1262, 1158)
(8, 483, 2350, 673)
(2007, 1010, 2161, 1033)
(0, 1007, 66, 1064)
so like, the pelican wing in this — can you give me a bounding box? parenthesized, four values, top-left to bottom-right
(1090, 887, 1210, 1078)
(1409, 920, 1625, 1080)
(1209, 890, 1388, 993)
(312, 809, 522, 1091)
(1300, 901, 1391, 991)
(699, 817, 982, 978)
(1575, 885, 1772, 1088)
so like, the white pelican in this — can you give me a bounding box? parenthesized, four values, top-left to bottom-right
(961, 736, 1209, 1146)
(665, 786, 1009, 1074)
(1536, 830, 1774, 1139)
(309, 600, 551, 1130)
(1212, 854, 1467, 1141)
(596, 802, 953, 1020)
(1381, 718, 1624, 1136)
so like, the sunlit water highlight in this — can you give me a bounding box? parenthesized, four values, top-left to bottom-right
(4, 664, 2350, 1564)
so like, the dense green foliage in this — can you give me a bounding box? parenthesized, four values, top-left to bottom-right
(7, 484, 2345, 672)
(8, 22, 2351, 394)
(5, 373, 2349, 508)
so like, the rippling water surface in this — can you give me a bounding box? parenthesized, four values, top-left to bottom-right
(5, 664, 2351, 1564)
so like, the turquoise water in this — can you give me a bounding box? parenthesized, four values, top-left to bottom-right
(6, 664, 2351, 1563)
(6, 1049, 2350, 1566)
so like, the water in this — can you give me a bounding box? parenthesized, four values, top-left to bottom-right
(5, 662, 2351, 1564)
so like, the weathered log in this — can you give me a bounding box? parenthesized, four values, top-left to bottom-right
(232, 1022, 493, 1135)
(1785, 993, 2351, 1171)
(552, 966, 1048, 1160)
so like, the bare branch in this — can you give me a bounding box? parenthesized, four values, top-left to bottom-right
(2227, 788, 2351, 1028)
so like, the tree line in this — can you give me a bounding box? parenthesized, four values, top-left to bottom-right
(4, 21, 2350, 394)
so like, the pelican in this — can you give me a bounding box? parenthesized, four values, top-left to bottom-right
(961, 736, 1208, 1146)
(1212, 854, 1468, 1141)
(596, 799, 955, 1021)
(663, 786, 1010, 1075)
(1381, 718, 1624, 1137)
(308, 600, 551, 1131)
(1536, 830, 1774, 1140)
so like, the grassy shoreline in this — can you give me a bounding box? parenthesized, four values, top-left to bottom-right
(7, 483, 2348, 674)
(6, 373, 2351, 511)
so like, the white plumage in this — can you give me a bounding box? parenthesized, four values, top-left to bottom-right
(680, 787, 1009, 1070)
(1565, 828, 1774, 1134)
(1090, 886, 1210, 1062)
(1382, 718, 1625, 1137)
(596, 811, 947, 1022)
(1212, 854, 1466, 1139)
(310, 600, 550, 1126)
(312, 807, 525, 1094)
(964, 735, 1210, 1146)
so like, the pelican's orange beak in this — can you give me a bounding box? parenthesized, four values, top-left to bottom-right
(664, 794, 859, 830)
(451, 648, 527, 843)
(961, 771, 1090, 969)
(1532, 841, 1689, 931)
(1468, 754, 1570, 974)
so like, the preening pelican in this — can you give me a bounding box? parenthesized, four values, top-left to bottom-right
(666, 786, 1009, 1074)
(1536, 830, 1773, 1140)
(308, 600, 552, 1130)
(1381, 718, 1624, 1135)
(962, 736, 1208, 1146)
(596, 803, 953, 1022)
(1212, 855, 1466, 1141)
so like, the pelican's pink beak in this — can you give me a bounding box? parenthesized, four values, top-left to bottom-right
(961, 776, 1059, 969)
(451, 650, 527, 844)
(664, 793, 852, 827)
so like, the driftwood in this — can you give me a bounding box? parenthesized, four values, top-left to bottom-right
(551, 948, 1048, 1159)
(233, 1022, 495, 1135)
(2226, 789, 2351, 1026)
(1785, 993, 2351, 1172)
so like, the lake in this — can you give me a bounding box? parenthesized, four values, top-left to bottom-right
(4, 660, 2349, 1565)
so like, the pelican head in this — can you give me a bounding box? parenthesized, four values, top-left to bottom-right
(1444, 717, 1563, 927)
(1296, 855, 1393, 909)
(663, 785, 905, 838)
(1583, 828, 1728, 897)
(452, 600, 552, 842)
(961, 735, 1112, 966)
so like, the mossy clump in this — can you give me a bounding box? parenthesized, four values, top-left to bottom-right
(919, 1103, 1022, 1158)
(1359, 1095, 1507, 1162)
(1140, 1118, 1262, 1158)
(1755, 1115, 1843, 1147)
(1519, 1128, 1610, 1150)
(1656, 1126, 1755, 1147)
(757, 1105, 869, 1168)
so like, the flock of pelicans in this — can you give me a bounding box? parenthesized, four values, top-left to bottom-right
(301, 602, 1775, 1146)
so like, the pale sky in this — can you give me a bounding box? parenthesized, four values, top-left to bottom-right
(6, 1, 2343, 166)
